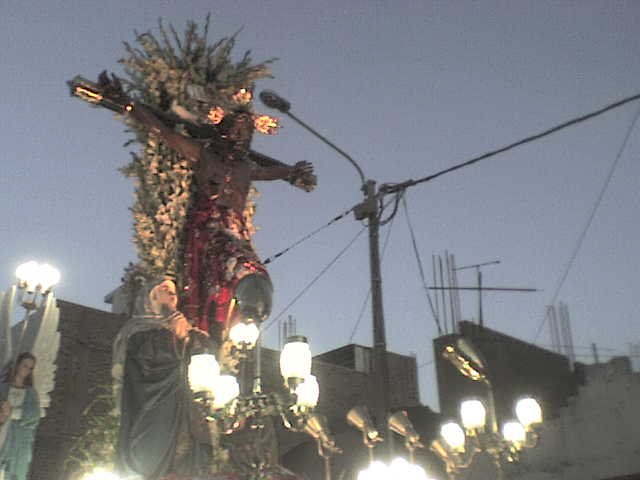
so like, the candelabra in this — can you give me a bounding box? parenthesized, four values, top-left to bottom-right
(189, 319, 341, 479)
(430, 338, 543, 479)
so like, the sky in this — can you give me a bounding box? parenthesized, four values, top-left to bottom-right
(1, 1, 639, 409)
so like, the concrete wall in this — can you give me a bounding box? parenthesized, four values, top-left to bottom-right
(504, 357, 640, 480)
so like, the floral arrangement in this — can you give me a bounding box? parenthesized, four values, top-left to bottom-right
(117, 16, 274, 295)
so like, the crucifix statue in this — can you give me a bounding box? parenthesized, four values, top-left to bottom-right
(69, 19, 316, 343)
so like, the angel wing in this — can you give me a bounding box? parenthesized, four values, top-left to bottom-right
(28, 293, 60, 414)
(0, 286, 16, 366)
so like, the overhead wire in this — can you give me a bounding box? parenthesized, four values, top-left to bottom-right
(263, 225, 367, 332)
(380, 92, 640, 195)
(402, 195, 443, 335)
(532, 104, 640, 343)
(263, 205, 356, 265)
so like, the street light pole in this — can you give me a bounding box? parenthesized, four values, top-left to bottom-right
(259, 90, 391, 429)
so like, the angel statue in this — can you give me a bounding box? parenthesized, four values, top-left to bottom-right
(0, 288, 60, 480)
(69, 18, 316, 344)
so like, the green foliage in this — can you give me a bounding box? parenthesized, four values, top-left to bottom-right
(65, 386, 119, 479)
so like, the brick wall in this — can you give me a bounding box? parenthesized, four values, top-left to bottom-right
(29, 300, 126, 480)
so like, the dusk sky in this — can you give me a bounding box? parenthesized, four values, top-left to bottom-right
(1, 1, 639, 409)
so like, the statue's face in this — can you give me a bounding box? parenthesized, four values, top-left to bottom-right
(16, 358, 35, 382)
(149, 279, 178, 315)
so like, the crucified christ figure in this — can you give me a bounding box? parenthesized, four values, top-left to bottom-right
(77, 72, 316, 340)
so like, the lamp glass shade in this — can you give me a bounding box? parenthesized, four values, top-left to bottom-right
(515, 397, 542, 428)
(502, 421, 526, 444)
(211, 374, 240, 409)
(15, 261, 39, 291)
(441, 422, 466, 451)
(38, 264, 61, 292)
(280, 337, 312, 380)
(295, 374, 319, 408)
(188, 354, 220, 393)
(229, 321, 260, 348)
(460, 399, 486, 430)
(357, 461, 389, 480)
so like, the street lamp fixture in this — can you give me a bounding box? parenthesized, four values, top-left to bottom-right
(187, 328, 340, 478)
(228, 319, 260, 350)
(347, 405, 382, 462)
(388, 410, 424, 461)
(351, 408, 431, 480)
(459, 399, 486, 432)
(15, 261, 60, 310)
(432, 338, 544, 478)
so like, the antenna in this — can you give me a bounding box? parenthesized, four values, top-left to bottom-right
(432, 255, 441, 332)
(430, 258, 538, 328)
(453, 260, 500, 327)
(438, 256, 448, 333)
(558, 302, 575, 367)
(450, 254, 463, 333)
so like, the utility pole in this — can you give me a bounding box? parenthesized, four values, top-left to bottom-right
(354, 180, 391, 425)
(259, 90, 391, 428)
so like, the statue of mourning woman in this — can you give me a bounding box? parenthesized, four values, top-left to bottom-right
(112, 278, 214, 480)
(0, 352, 41, 480)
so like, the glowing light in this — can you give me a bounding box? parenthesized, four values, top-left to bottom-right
(232, 87, 253, 104)
(280, 336, 312, 381)
(357, 460, 389, 480)
(74, 86, 103, 104)
(207, 106, 225, 124)
(295, 374, 319, 408)
(188, 354, 220, 393)
(15, 261, 60, 292)
(228, 321, 260, 348)
(211, 375, 240, 409)
(16, 261, 39, 291)
(441, 422, 466, 452)
(253, 114, 280, 135)
(81, 468, 121, 480)
(502, 421, 526, 445)
(460, 399, 486, 430)
(38, 264, 61, 293)
(515, 397, 542, 428)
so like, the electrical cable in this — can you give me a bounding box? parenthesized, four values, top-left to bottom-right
(379, 191, 403, 226)
(381, 92, 640, 195)
(347, 212, 397, 343)
(418, 359, 434, 369)
(532, 105, 640, 343)
(402, 195, 443, 335)
(263, 225, 367, 332)
(263, 205, 356, 265)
